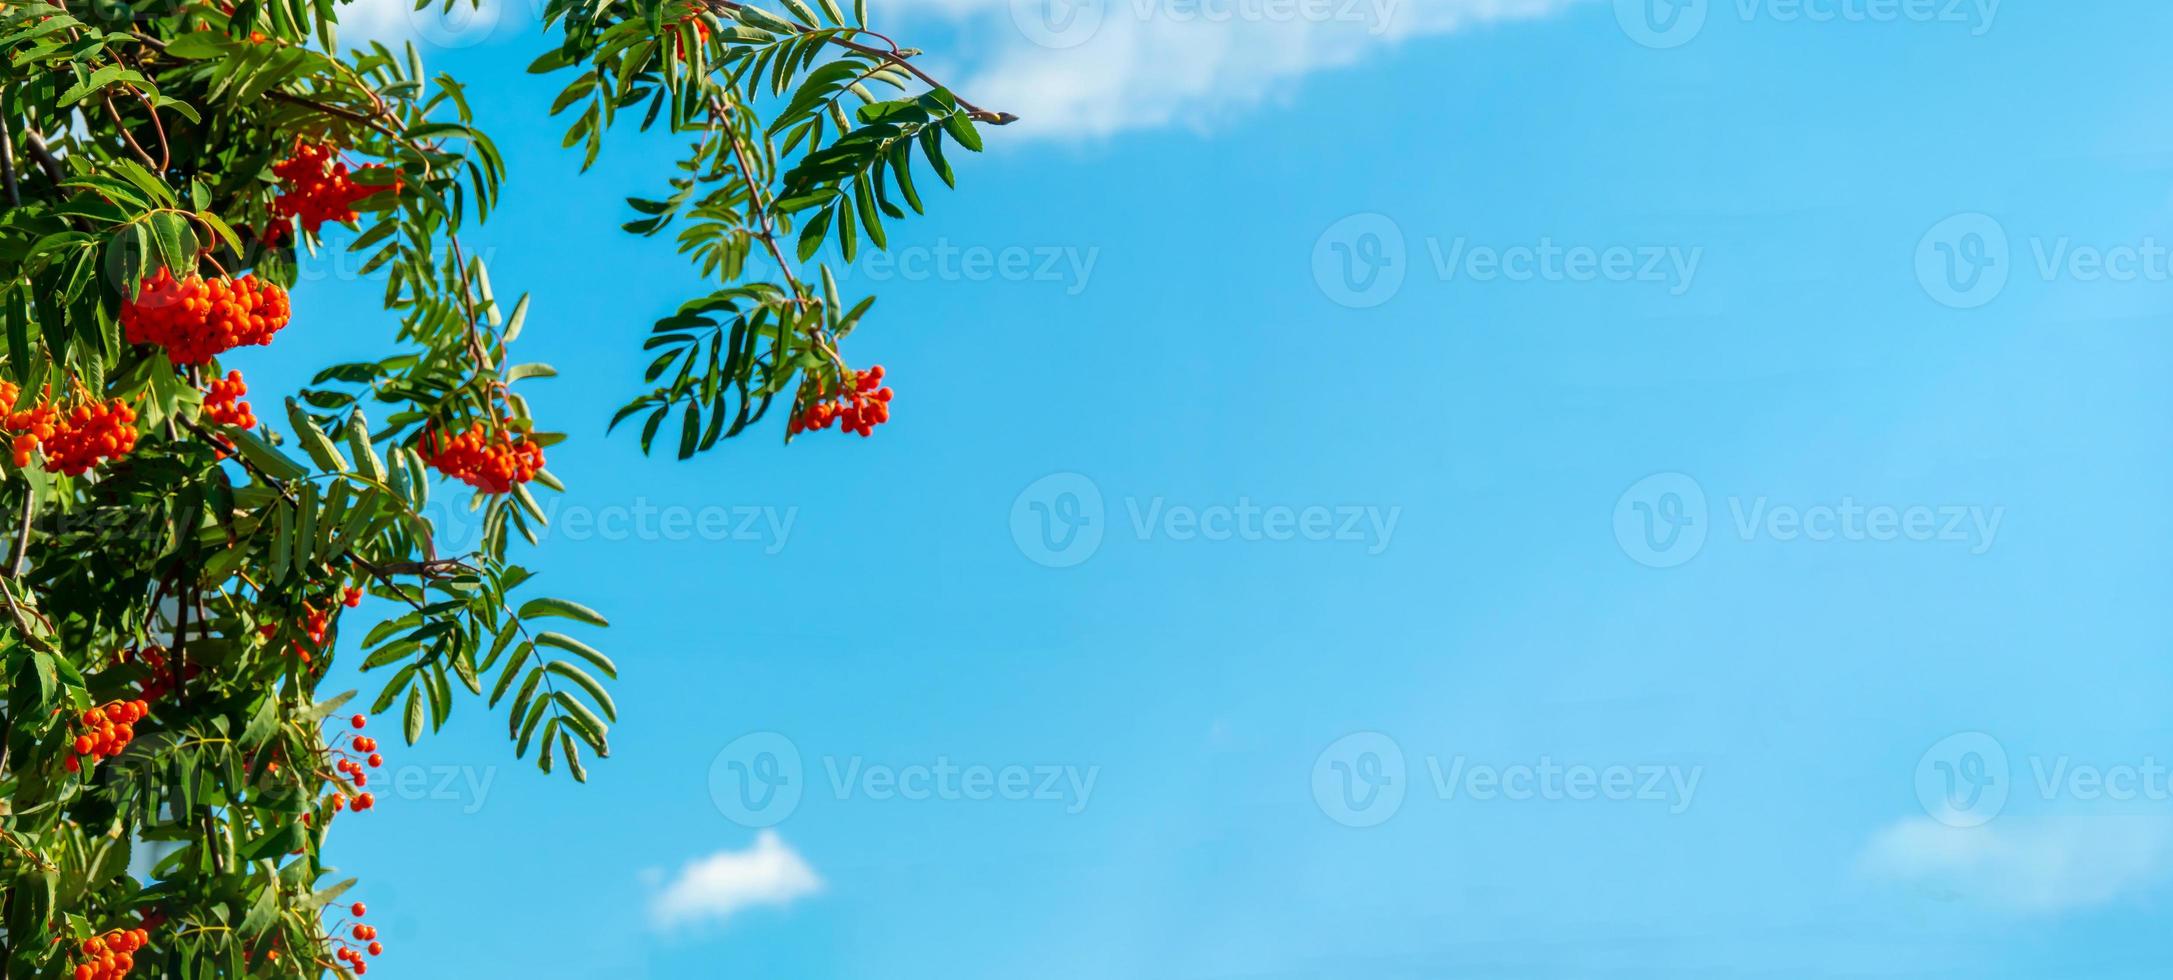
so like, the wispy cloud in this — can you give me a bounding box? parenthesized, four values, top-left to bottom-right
(1856, 815, 2173, 914)
(333, 0, 516, 48)
(338, 0, 1584, 138)
(649, 831, 824, 929)
(904, 0, 1589, 139)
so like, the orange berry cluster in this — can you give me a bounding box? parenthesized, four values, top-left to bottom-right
(43, 401, 141, 477)
(202, 370, 257, 429)
(68, 927, 150, 980)
(260, 588, 357, 663)
(121, 269, 292, 366)
(62, 698, 152, 773)
(790, 364, 893, 437)
(334, 734, 382, 787)
(324, 715, 379, 813)
(0, 382, 139, 475)
(0, 382, 56, 467)
(332, 903, 384, 972)
(672, 12, 712, 56)
(127, 645, 196, 702)
(271, 142, 395, 234)
(419, 423, 545, 494)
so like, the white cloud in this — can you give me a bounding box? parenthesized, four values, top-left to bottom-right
(340, 0, 1581, 138)
(649, 831, 824, 929)
(1856, 815, 2173, 914)
(900, 0, 1590, 139)
(333, 0, 516, 49)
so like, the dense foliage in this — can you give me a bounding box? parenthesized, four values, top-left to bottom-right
(0, 0, 1002, 972)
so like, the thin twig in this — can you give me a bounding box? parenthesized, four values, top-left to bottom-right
(710, 97, 845, 371)
(0, 91, 20, 207)
(9, 492, 31, 576)
(100, 93, 160, 170)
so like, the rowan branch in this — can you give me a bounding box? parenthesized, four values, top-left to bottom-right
(19, 130, 63, 185)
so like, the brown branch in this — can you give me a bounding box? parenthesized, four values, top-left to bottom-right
(0, 93, 19, 207)
(445, 235, 496, 372)
(20, 131, 63, 186)
(263, 90, 409, 147)
(710, 97, 843, 367)
(712, 100, 806, 302)
(120, 67, 172, 172)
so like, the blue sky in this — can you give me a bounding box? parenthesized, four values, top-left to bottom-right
(229, 0, 2173, 975)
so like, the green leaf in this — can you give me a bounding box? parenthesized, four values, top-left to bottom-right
(226, 429, 309, 482)
(403, 685, 424, 745)
(546, 660, 616, 722)
(560, 730, 587, 782)
(533, 631, 614, 678)
(285, 398, 350, 471)
(347, 410, 385, 482)
(518, 597, 609, 627)
(488, 641, 532, 707)
(942, 111, 984, 152)
(146, 211, 198, 277)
